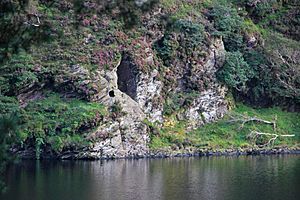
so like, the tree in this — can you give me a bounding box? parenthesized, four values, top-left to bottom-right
(217, 51, 255, 92)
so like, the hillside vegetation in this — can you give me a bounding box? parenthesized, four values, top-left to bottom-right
(0, 0, 299, 161)
(150, 103, 300, 150)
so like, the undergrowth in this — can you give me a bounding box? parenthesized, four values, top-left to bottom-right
(0, 92, 107, 158)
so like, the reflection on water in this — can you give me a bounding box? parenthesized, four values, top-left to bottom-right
(1, 155, 300, 200)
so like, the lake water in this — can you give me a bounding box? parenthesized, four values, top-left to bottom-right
(1, 155, 300, 200)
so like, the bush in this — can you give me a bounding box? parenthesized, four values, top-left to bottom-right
(154, 19, 205, 64)
(73, 0, 159, 28)
(217, 51, 255, 92)
(0, 51, 38, 95)
(0, 95, 20, 115)
(154, 34, 179, 64)
(248, 0, 281, 20)
(208, 2, 245, 51)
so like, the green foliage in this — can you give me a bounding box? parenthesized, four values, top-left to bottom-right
(218, 51, 255, 92)
(210, 0, 300, 106)
(238, 32, 300, 106)
(262, 32, 300, 104)
(0, 0, 56, 61)
(48, 134, 88, 153)
(0, 51, 38, 95)
(248, 0, 281, 20)
(0, 95, 20, 115)
(154, 34, 178, 64)
(231, 0, 300, 41)
(16, 93, 107, 157)
(172, 19, 205, 50)
(0, 113, 19, 144)
(149, 118, 188, 149)
(241, 48, 270, 102)
(161, 0, 203, 20)
(21, 93, 106, 136)
(154, 19, 205, 64)
(208, 1, 245, 51)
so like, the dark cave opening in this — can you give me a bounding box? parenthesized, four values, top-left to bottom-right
(109, 90, 115, 97)
(117, 54, 139, 100)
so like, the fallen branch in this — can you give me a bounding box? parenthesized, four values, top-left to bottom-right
(249, 131, 295, 147)
(229, 114, 295, 147)
(228, 114, 277, 130)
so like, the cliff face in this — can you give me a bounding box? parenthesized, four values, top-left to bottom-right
(76, 37, 228, 159)
(1, 0, 299, 159)
(53, 23, 228, 158)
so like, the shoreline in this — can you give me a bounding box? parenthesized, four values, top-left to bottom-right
(15, 147, 300, 160)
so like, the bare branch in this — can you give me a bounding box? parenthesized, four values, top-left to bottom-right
(248, 131, 295, 147)
(228, 114, 276, 130)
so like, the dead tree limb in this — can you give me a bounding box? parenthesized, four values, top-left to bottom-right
(249, 131, 295, 147)
(228, 114, 295, 147)
(228, 114, 277, 130)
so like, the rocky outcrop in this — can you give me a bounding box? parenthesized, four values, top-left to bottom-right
(136, 69, 163, 123)
(182, 37, 228, 128)
(54, 64, 108, 102)
(87, 118, 150, 159)
(184, 88, 228, 128)
(14, 16, 228, 159)
(56, 36, 229, 159)
(11, 21, 228, 159)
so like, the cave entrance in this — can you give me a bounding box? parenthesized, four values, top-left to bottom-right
(117, 54, 138, 100)
(109, 90, 115, 97)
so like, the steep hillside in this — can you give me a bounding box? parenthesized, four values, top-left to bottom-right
(0, 0, 299, 159)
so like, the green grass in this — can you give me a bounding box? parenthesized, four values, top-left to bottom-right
(149, 104, 300, 150)
(14, 93, 107, 157)
(1, 92, 108, 158)
(161, 0, 204, 20)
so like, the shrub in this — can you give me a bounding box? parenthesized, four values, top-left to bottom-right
(0, 51, 38, 95)
(0, 95, 20, 115)
(0, 0, 56, 61)
(249, 0, 281, 20)
(154, 19, 205, 64)
(154, 34, 179, 65)
(208, 2, 245, 51)
(217, 51, 255, 92)
(73, 0, 159, 28)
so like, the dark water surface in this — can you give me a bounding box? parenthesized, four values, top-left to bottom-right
(1, 155, 300, 200)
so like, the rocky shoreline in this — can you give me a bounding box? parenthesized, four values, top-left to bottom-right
(15, 147, 300, 160)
